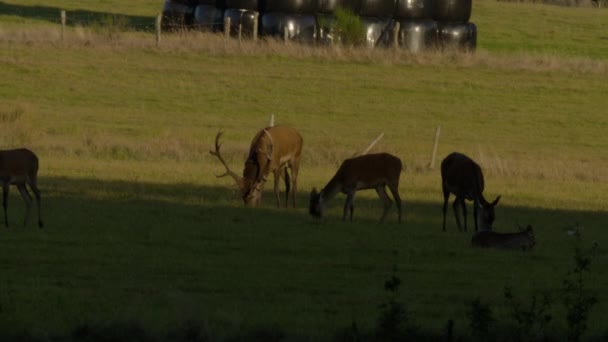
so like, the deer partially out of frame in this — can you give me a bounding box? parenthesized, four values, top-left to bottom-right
(210, 125, 303, 207)
(0, 148, 43, 228)
(472, 225, 535, 250)
(441, 152, 500, 232)
(309, 153, 403, 223)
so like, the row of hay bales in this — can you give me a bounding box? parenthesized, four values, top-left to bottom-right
(162, 0, 477, 51)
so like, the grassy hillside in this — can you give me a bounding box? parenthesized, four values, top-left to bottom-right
(0, 0, 607, 340)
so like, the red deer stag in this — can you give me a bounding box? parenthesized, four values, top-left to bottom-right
(309, 153, 403, 223)
(0, 148, 43, 228)
(472, 225, 535, 250)
(210, 125, 303, 207)
(441, 152, 500, 232)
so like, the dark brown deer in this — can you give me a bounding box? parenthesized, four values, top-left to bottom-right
(309, 153, 403, 223)
(210, 125, 303, 207)
(472, 225, 535, 250)
(0, 148, 43, 228)
(441, 152, 500, 232)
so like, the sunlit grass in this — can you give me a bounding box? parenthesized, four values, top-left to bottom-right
(0, 0, 607, 339)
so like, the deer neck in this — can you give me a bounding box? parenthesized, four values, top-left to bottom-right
(320, 178, 342, 202)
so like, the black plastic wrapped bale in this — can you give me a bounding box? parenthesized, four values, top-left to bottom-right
(194, 5, 224, 31)
(437, 22, 476, 51)
(265, 0, 317, 14)
(317, 0, 359, 14)
(395, 0, 433, 19)
(261, 12, 316, 43)
(225, 9, 259, 37)
(162, 0, 196, 31)
(433, 0, 472, 23)
(225, 0, 259, 11)
(361, 17, 392, 48)
(396, 20, 438, 52)
(197, 0, 226, 6)
(359, 0, 398, 17)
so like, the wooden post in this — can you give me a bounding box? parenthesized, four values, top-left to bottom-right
(253, 12, 259, 42)
(60, 10, 66, 42)
(392, 20, 400, 49)
(429, 125, 441, 169)
(268, 114, 274, 127)
(354, 132, 384, 157)
(283, 26, 289, 44)
(224, 16, 231, 39)
(362, 132, 384, 155)
(155, 14, 162, 47)
(238, 22, 242, 44)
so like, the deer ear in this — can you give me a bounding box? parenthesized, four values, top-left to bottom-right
(491, 195, 501, 206)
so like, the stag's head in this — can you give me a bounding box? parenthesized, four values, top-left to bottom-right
(210, 130, 272, 207)
(477, 195, 501, 230)
(242, 164, 264, 206)
(309, 188, 323, 218)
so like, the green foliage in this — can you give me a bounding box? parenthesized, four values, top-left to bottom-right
(467, 297, 495, 341)
(503, 285, 553, 341)
(563, 239, 599, 341)
(376, 261, 418, 341)
(333, 7, 366, 46)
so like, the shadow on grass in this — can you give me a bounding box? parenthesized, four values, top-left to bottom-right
(0, 1, 157, 31)
(35, 175, 608, 231)
(1, 176, 606, 340)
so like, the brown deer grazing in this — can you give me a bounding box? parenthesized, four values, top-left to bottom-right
(309, 153, 403, 223)
(210, 125, 303, 207)
(472, 225, 535, 250)
(441, 152, 500, 232)
(0, 148, 43, 228)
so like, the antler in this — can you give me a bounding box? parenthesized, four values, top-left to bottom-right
(209, 130, 243, 187)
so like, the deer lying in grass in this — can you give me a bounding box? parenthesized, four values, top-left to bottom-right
(472, 225, 535, 250)
(0, 148, 43, 228)
(210, 125, 303, 207)
(441, 152, 500, 232)
(309, 153, 403, 223)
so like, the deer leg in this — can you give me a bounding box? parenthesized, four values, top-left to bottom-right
(273, 170, 281, 208)
(452, 197, 464, 232)
(17, 184, 32, 227)
(442, 186, 450, 231)
(343, 191, 355, 221)
(283, 167, 291, 208)
(461, 199, 468, 232)
(26, 177, 43, 228)
(473, 199, 479, 232)
(290, 160, 300, 209)
(376, 186, 393, 223)
(2, 183, 9, 228)
(388, 183, 402, 223)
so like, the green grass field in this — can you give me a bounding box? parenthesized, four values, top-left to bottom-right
(0, 0, 607, 340)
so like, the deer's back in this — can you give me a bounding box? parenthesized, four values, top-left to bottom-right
(441, 152, 484, 197)
(249, 126, 303, 166)
(472, 229, 535, 250)
(0, 148, 39, 179)
(336, 153, 402, 188)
